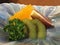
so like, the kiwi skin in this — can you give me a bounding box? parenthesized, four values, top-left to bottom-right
(23, 25, 29, 38)
(23, 19, 37, 39)
(31, 19, 46, 39)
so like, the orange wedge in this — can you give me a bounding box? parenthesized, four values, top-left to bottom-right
(31, 10, 54, 28)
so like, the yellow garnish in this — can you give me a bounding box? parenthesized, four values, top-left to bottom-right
(9, 4, 34, 20)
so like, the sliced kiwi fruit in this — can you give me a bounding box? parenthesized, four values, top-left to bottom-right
(31, 19, 46, 39)
(23, 19, 37, 39)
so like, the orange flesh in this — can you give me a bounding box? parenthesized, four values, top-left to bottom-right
(9, 5, 34, 20)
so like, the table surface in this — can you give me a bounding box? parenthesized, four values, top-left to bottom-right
(10, 0, 60, 5)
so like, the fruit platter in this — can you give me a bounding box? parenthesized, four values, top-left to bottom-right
(0, 3, 60, 45)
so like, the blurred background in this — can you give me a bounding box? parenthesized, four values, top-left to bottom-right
(0, 0, 60, 5)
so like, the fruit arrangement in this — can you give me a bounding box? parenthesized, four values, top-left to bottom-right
(3, 5, 54, 41)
